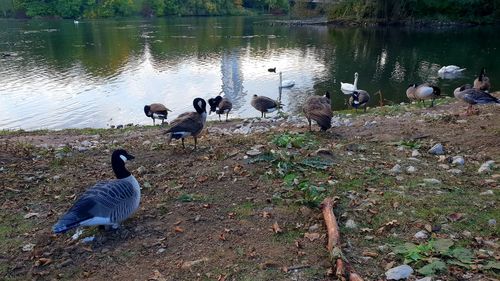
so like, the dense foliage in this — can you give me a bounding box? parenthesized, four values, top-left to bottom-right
(327, 0, 500, 23)
(0, 0, 290, 18)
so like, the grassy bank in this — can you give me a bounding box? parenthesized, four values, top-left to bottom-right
(0, 98, 499, 280)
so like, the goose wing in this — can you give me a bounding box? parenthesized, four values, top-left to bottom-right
(463, 89, 499, 104)
(252, 96, 278, 111)
(150, 103, 168, 112)
(53, 179, 139, 233)
(217, 98, 233, 113)
(166, 112, 204, 135)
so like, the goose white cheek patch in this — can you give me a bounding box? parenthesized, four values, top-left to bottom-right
(120, 155, 128, 162)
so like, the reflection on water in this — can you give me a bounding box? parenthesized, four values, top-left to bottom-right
(0, 17, 499, 130)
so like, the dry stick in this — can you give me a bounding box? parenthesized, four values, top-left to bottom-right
(321, 197, 364, 281)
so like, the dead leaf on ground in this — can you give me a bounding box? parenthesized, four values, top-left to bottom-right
(362, 251, 379, 257)
(304, 232, 320, 242)
(272, 222, 283, 234)
(219, 233, 226, 241)
(197, 175, 208, 183)
(448, 213, 465, 222)
(260, 211, 271, 218)
(180, 258, 209, 269)
(24, 212, 40, 219)
(35, 258, 52, 267)
(173, 226, 184, 233)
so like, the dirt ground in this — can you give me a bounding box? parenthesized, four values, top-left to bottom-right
(0, 97, 499, 281)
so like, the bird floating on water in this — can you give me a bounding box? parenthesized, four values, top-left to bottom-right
(279, 72, 295, 89)
(340, 72, 358, 95)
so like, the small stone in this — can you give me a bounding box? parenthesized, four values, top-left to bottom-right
(480, 190, 494, 196)
(414, 230, 428, 239)
(76, 146, 88, 152)
(390, 164, 402, 174)
(406, 166, 417, 174)
(22, 243, 35, 252)
(411, 150, 421, 157)
(142, 140, 151, 146)
(423, 178, 441, 185)
(478, 160, 495, 174)
(428, 143, 445, 155)
(308, 224, 320, 232)
(246, 149, 261, 156)
(345, 219, 357, 229)
(488, 219, 496, 226)
(438, 164, 450, 169)
(81, 236, 95, 243)
(448, 169, 462, 175)
(116, 125, 124, 129)
(136, 166, 147, 175)
(452, 156, 465, 166)
(385, 264, 414, 280)
(157, 248, 166, 254)
(52, 175, 61, 181)
(80, 140, 92, 147)
(462, 230, 472, 238)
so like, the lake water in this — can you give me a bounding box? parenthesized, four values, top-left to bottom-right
(0, 17, 499, 130)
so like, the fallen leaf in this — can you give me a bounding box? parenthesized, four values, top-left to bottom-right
(261, 211, 271, 218)
(35, 258, 52, 267)
(272, 222, 283, 234)
(448, 213, 464, 222)
(180, 258, 209, 269)
(304, 232, 320, 241)
(173, 226, 184, 233)
(362, 251, 379, 257)
(24, 212, 39, 219)
(219, 233, 226, 241)
(217, 274, 226, 281)
(197, 175, 208, 183)
(424, 224, 433, 233)
(385, 261, 394, 270)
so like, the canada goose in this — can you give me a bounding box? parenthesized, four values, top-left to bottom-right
(251, 94, 281, 118)
(473, 67, 491, 92)
(53, 149, 140, 234)
(406, 84, 441, 107)
(303, 91, 332, 131)
(144, 103, 171, 125)
(279, 72, 295, 88)
(268, 67, 276, 73)
(454, 84, 499, 115)
(208, 95, 233, 121)
(340, 72, 358, 95)
(165, 98, 207, 149)
(438, 65, 466, 75)
(349, 90, 370, 112)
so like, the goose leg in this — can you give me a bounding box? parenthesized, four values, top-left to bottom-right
(226, 112, 229, 122)
(219, 114, 221, 122)
(194, 137, 197, 150)
(308, 118, 312, 132)
(182, 138, 185, 149)
(364, 106, 367, 113)
(430, 99, 435, 108)
(153, 118, 155, 126)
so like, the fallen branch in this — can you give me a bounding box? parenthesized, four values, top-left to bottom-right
(321, 197, 364, 281)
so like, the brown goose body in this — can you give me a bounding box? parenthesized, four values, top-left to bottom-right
(144, 103, 171, 125)
(473, 68, 491, 92)
(165, 98, 207, 149)
(208, 96, 233, 121)
(303, 92, 332, 131)
(406, 83, 441, 107)
(251, 95, 280, 118)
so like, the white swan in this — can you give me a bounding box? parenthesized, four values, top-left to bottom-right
(279, 72, 295, 88)
(340, 72, 358, 95)
(438, 65, 466, 75)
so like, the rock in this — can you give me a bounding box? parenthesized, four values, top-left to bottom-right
(52, 175, 61, 181)
(81, 236, 95, 243)
(438, 164, 450, 170)
(385, 264, 414, 280)
(448, 169, 462, 175)
(428, 143, 445, 155)
(462, 230, 472, 238)
(136, 166, 147, 175)
(22, 243, 35, 252)
(308, 224, 320, 232)
(408, 157, 421, 162)
(390, 164, 402, 174)
(488, 219, 496, 226)
(423, 178, 441, 185)
(411, 150, 421, 157)
(142, 140, 151, 146)
(452, 156, 464, 166)
(345, 219, 357, 229)
(157, 248, 166, 254)
(480, 190, 494, 196)
(76, 146, 89, 152)
(246, 149, 261, 156)
(414, 230, 428, 239)
(416, 277, 432, 281)
(116, 125, 124, 129)
(80, 140, 92, 147)
(478, 160, 495, 174)
(406, 166, 417, 174)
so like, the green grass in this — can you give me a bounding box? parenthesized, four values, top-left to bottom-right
(232, 201, 256, 218)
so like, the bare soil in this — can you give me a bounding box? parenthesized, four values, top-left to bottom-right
(1, 97, 499, 281)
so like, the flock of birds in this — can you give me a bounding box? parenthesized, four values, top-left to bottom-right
(52, 66, 499, 237)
